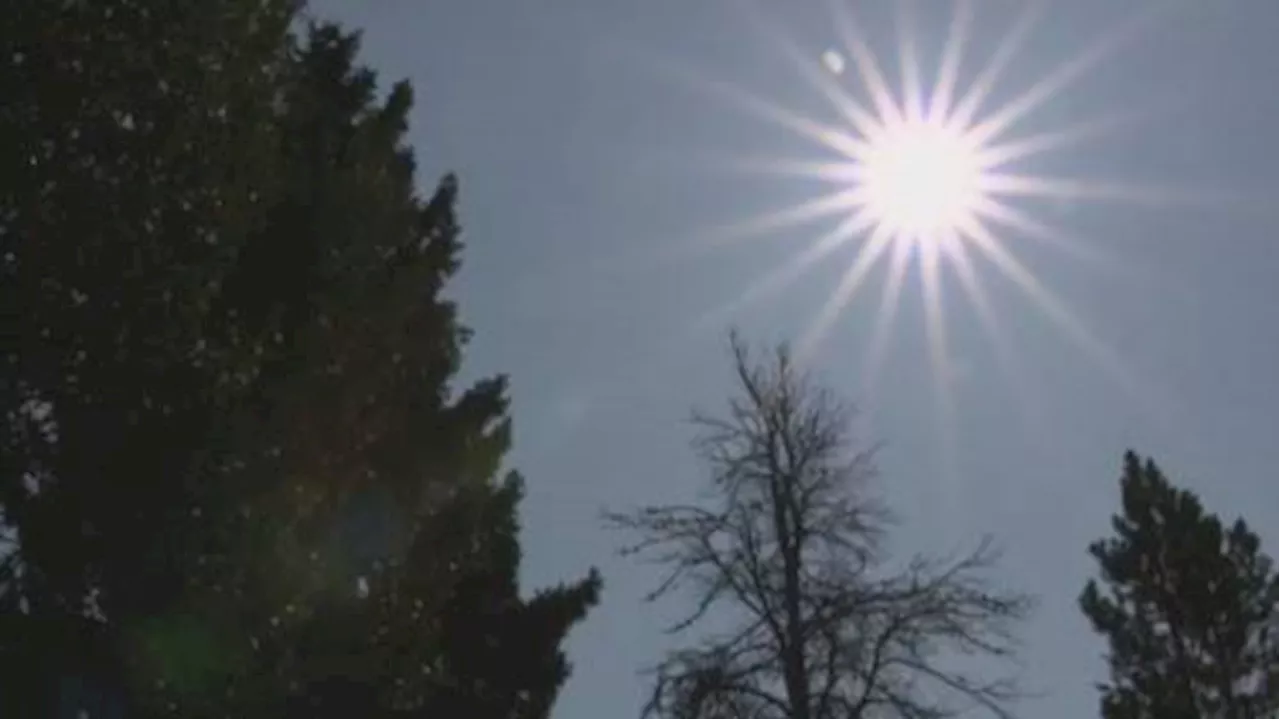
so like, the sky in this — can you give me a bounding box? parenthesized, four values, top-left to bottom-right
(312, 1, 1276, 716)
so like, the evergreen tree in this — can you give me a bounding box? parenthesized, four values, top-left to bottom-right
(1, 4, 598, 717)
(1080, 451, 1278, 719)
(1, 2, 296, 714)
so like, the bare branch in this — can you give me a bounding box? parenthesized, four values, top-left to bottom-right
(606, 331, 1032, 719)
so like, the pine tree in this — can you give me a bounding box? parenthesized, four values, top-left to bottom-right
(186, 24, 600, 717)
(1, 2, 296, 714)
(1, 5, 599, 717)
(1080, 451, 1278, 719)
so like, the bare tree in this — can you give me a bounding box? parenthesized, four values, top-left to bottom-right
(606, 332, 1033, 719)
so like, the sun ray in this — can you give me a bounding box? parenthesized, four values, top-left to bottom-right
(919, 236, 960, 485)
(975, 111, 1143, 170)
(694, 186, 865, 251)
(861, 237, 912, 398)
(948, 1, 1043, 130)
(941, 238, 1049, 438)
(966, 1, 1176, 147)
(797, 227, 895, 360)
(711, 156, 865, 184)
(736, 0, 883, 138)
(687, 73, 870, 160)
(895, 0, 925, 123)
(966, 41, 1117, 147)
(971, 196, 1115, 267)
(692, 210, 879, 332)
(979, 173, 1200, 206)
(920, 238, 951, 392)
(928, 0, 973, 124)
(637, 52, 871, 160)
(940, 240, 1009, 366)
(827, 0, 903, 128)
(959, 217, 1137, 393)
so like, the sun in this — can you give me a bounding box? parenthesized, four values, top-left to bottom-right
(857, 117, 983, 240)
(670, 0, 1167, 438)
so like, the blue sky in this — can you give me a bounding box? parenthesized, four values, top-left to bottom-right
(313, 1, 1276, 716)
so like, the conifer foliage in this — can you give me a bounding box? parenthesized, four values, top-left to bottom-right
(0, 2, 598, 716)
(1080, 452, 1278, 719)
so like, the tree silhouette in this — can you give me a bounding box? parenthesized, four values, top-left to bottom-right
(2, 2, 297, 713)
(1080, 452, 1278, 719)
(1, 4, 598, 716)
(606, 332, 1032, 719)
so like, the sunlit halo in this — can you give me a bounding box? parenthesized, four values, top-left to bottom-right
(670, 0, 1180, 434)
(857, 117, 984, 239)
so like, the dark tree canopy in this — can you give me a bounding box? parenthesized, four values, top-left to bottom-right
(1080, 452, 1278, 719)
(0, 2, 598, 717)
(607, 332, 1032, 719)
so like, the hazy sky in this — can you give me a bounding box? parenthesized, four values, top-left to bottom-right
(313, 1, 1275, 716)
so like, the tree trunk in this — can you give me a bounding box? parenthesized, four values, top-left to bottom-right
(772, 472, 809, 719)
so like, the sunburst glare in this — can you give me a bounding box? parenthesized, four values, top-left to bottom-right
(857, 117, 984, 238)
(669, 0, 1184, 428)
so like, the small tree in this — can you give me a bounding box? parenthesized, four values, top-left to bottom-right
(607, 332, 1032, 719)
(1080, 452, 1278, 719)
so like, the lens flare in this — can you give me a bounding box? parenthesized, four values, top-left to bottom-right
(656, 0, 1187, 442)
(858, 118, 983, 238)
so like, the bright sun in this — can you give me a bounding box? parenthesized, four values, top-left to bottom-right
(680, 0, 1160, 427)
(858, 118, 983, 239)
